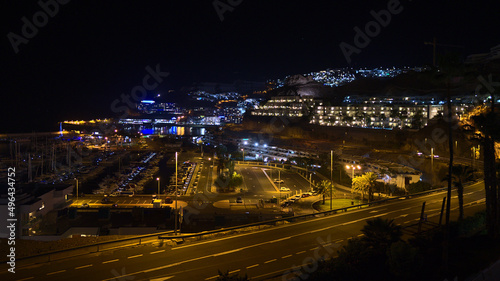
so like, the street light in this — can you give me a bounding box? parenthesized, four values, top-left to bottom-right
(241, 148, 244, 163)
(346, 165, 357, 199)
(156, 177, 160, 200)
(75, 178, 79, 203)
(174, 152, 178, 235)
(330, 150, 333, 210)
(309, 173, 312, 191)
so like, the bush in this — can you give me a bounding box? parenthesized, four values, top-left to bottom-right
(407, 181, 432, 194)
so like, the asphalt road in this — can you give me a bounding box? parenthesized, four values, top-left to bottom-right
(5, 182, 486, 281)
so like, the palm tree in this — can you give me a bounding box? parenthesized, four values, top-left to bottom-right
(450, 165, 474, 221)
(315, 180, 333, 204)
(364, 172, 378, 202)
(352, 176, 367, 200)
(461, 105, 500, 237)
(361, 218, 402, 250)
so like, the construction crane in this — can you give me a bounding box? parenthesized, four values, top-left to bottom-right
(424, 37, 465, 67)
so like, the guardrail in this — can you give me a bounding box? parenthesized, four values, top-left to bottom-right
(2, 230, 174, 267)
(158, 182, 482, 240)
(9, 179, 482, 268)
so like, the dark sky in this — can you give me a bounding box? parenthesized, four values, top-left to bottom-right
(1, 0, 499, 133)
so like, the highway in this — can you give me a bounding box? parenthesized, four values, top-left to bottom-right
(5, 181, 486, 281)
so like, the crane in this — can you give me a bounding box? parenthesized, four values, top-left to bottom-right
(424, 37, 465, 67)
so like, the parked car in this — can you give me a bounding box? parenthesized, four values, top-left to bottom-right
(236, 196, 243, 203)
(274, 179, 285, 184)
(280, 186, 291, 191)
(301, 193, 311, 198)
(81, 203, 89, 208)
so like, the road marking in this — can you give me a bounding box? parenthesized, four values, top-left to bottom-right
(150, 277, 174, 281)
(295, 251, 306, 255)
(247, 264, 259, 269)
(17, 277, 34, 281)
(47, 270, 66, 275)
(205, 275, 218, 280)
(369, 210, 379, 213)
(75, 264, 93, 269)
(212, 249, 241, 257)
(102, 259, 119, 264)
(335, 239, 344, 243)
(128, 254, 143, 259)
(282, 254, 293, 258)
(309, 247, 318, 251)
(150, 250, 165, 254)
(264, 259, 277, 264)
(229, 269, 241, 274)
(357, 234, 364, 237)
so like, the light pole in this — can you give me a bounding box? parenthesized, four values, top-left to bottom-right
(156, 177, 160, 200)
(241, 148, 244, 163)
(346, 165, 356, 199)
(75, 178, 79, 203)
(309, 173, 312, 191)
(278, 170, 281, 206)
(174, 152, 178, 235)
(330, 150, 333, 210)
(431, 147, 434, 172)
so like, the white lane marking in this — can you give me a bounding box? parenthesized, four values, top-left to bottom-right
(102, 259, 119, 264)
(150, 277, 174, 281)
(205, 275, 218, 280)
(295, 251, 306, 255)
(150, 250, 166, 255)
(212, 249, 241, 257)
(264, 259, 277, 264)
(247, 264, 259, 269)
(282, 254, 293, 258)
(47, 270, 66, 275)
(229, 269, 241, 274)
(128, 254, 143, 259)
(75, 264, 93, 269)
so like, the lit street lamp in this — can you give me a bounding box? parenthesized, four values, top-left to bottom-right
(156, 177, 160, 200)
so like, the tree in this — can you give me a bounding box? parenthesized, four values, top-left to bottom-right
(352, 172, 378, 202)
(461, 105, 500, 237)
(352, 176, 367, 200)
(444, 165, 474, 221)
(315, 180, 333, 204)
(361, 218, 402, 251)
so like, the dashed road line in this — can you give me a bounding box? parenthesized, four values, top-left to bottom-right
(264, 259, 277, 264)
(150, 250, 166, 254)
(75, 264, 92, 269)
(205, 275, 218, 280)
(47, 270, 66, 275)
(247, 264, 259, 269)
(309, 247, 318, 251)
(229, 269, 241, 274)
(128, 254, 143, 259)
(102, 259, 119, 264)
(295, 251, 306, 255)
(17, 277, 34, 281)
(282, 254, 293, 258)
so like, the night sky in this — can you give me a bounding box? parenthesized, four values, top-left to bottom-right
(1, 0, 499, 133)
